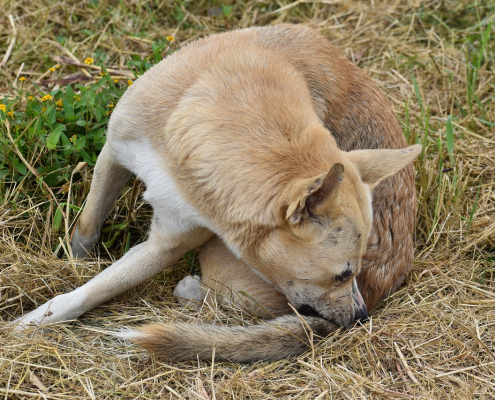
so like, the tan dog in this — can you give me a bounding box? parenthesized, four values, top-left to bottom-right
(12, 24, 420, 361)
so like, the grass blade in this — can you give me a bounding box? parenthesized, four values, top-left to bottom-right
(446, 115, 454, 164)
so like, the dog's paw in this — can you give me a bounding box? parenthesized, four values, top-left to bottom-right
(9, 293, 84, 331)
(71, 226, 99, 258)
(174, 275, 205, 308)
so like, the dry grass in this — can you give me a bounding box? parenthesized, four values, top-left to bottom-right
(1, 0, 494, 398)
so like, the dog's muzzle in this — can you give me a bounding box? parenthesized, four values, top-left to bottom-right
(352, 277, 369, 323)
(296, 278, 369, 326)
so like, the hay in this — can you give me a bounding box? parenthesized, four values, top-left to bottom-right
(1, 0, 494, 398)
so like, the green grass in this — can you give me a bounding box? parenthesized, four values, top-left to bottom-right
(1, 43, 173, 185)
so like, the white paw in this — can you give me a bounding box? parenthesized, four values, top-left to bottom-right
(174, 275, 205, 307)
(10, 292, 85, 331)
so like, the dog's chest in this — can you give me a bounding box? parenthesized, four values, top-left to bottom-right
(109, 138, 210, 236)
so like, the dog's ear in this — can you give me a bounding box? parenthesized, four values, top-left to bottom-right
(347, 144, 421, 189)
(286, 163, 344, 235)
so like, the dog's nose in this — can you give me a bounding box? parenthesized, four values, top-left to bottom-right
(354, 306, 369, 323)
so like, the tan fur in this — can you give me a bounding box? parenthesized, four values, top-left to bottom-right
(124, 315, 337, 362)
(13, 24, 421, 362)
(109, 23, 419, 309)
(200, 236, 291, 318)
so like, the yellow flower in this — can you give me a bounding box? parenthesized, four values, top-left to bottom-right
(114, 79, 119, 83)
(50, 67, 56, 72)
(56, 99, 63, 107)
(27, 96, 34, 101)
(7, 111, 13, 117)
(99, 72, 106, 76)
(41, 94, 53, 102)
(19, 77, 26, 82)
(61, 183, 70, 194)
(84, 57, 94, 65)
(107, 104, 114, 108)
(127, 80, 133, 86)
(166, 36, 174, 42)
(55, 64, 60, 69)
(0, 104, 6, 112)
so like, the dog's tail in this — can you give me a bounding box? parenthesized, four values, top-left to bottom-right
(116, 315, 337, 362)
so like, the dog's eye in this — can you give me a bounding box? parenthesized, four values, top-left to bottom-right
(342, 269, 352, 280)
(335, 269, 353, 284)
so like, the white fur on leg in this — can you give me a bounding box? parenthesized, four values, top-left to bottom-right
(174, 275, 205, 308)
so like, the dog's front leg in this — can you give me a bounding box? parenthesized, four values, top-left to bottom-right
(12, 227, 213, 329)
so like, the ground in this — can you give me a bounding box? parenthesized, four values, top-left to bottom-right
(0, 0, 494, 398)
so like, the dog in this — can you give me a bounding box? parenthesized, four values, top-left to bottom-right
(12, 24, 420, 362)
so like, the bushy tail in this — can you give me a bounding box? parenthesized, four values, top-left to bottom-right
(116, 315, 337, 362)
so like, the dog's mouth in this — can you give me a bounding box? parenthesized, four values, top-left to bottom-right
(296, 299, 369, 328)
(296, 304, 324, 318)
(296, 304, 351, 328)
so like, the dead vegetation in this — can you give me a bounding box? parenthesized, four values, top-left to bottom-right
(1, 0, 494, 398)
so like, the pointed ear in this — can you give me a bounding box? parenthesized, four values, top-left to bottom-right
(286, 163, 344, 226)
(347, 144, 421, 189)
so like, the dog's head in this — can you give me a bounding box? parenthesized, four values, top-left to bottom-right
(247, 144, 421, 327)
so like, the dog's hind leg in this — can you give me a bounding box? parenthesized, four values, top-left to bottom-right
(12, 227, 213, 329)
(198, 237, 291, 317)
(71, 143, 131, 258)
